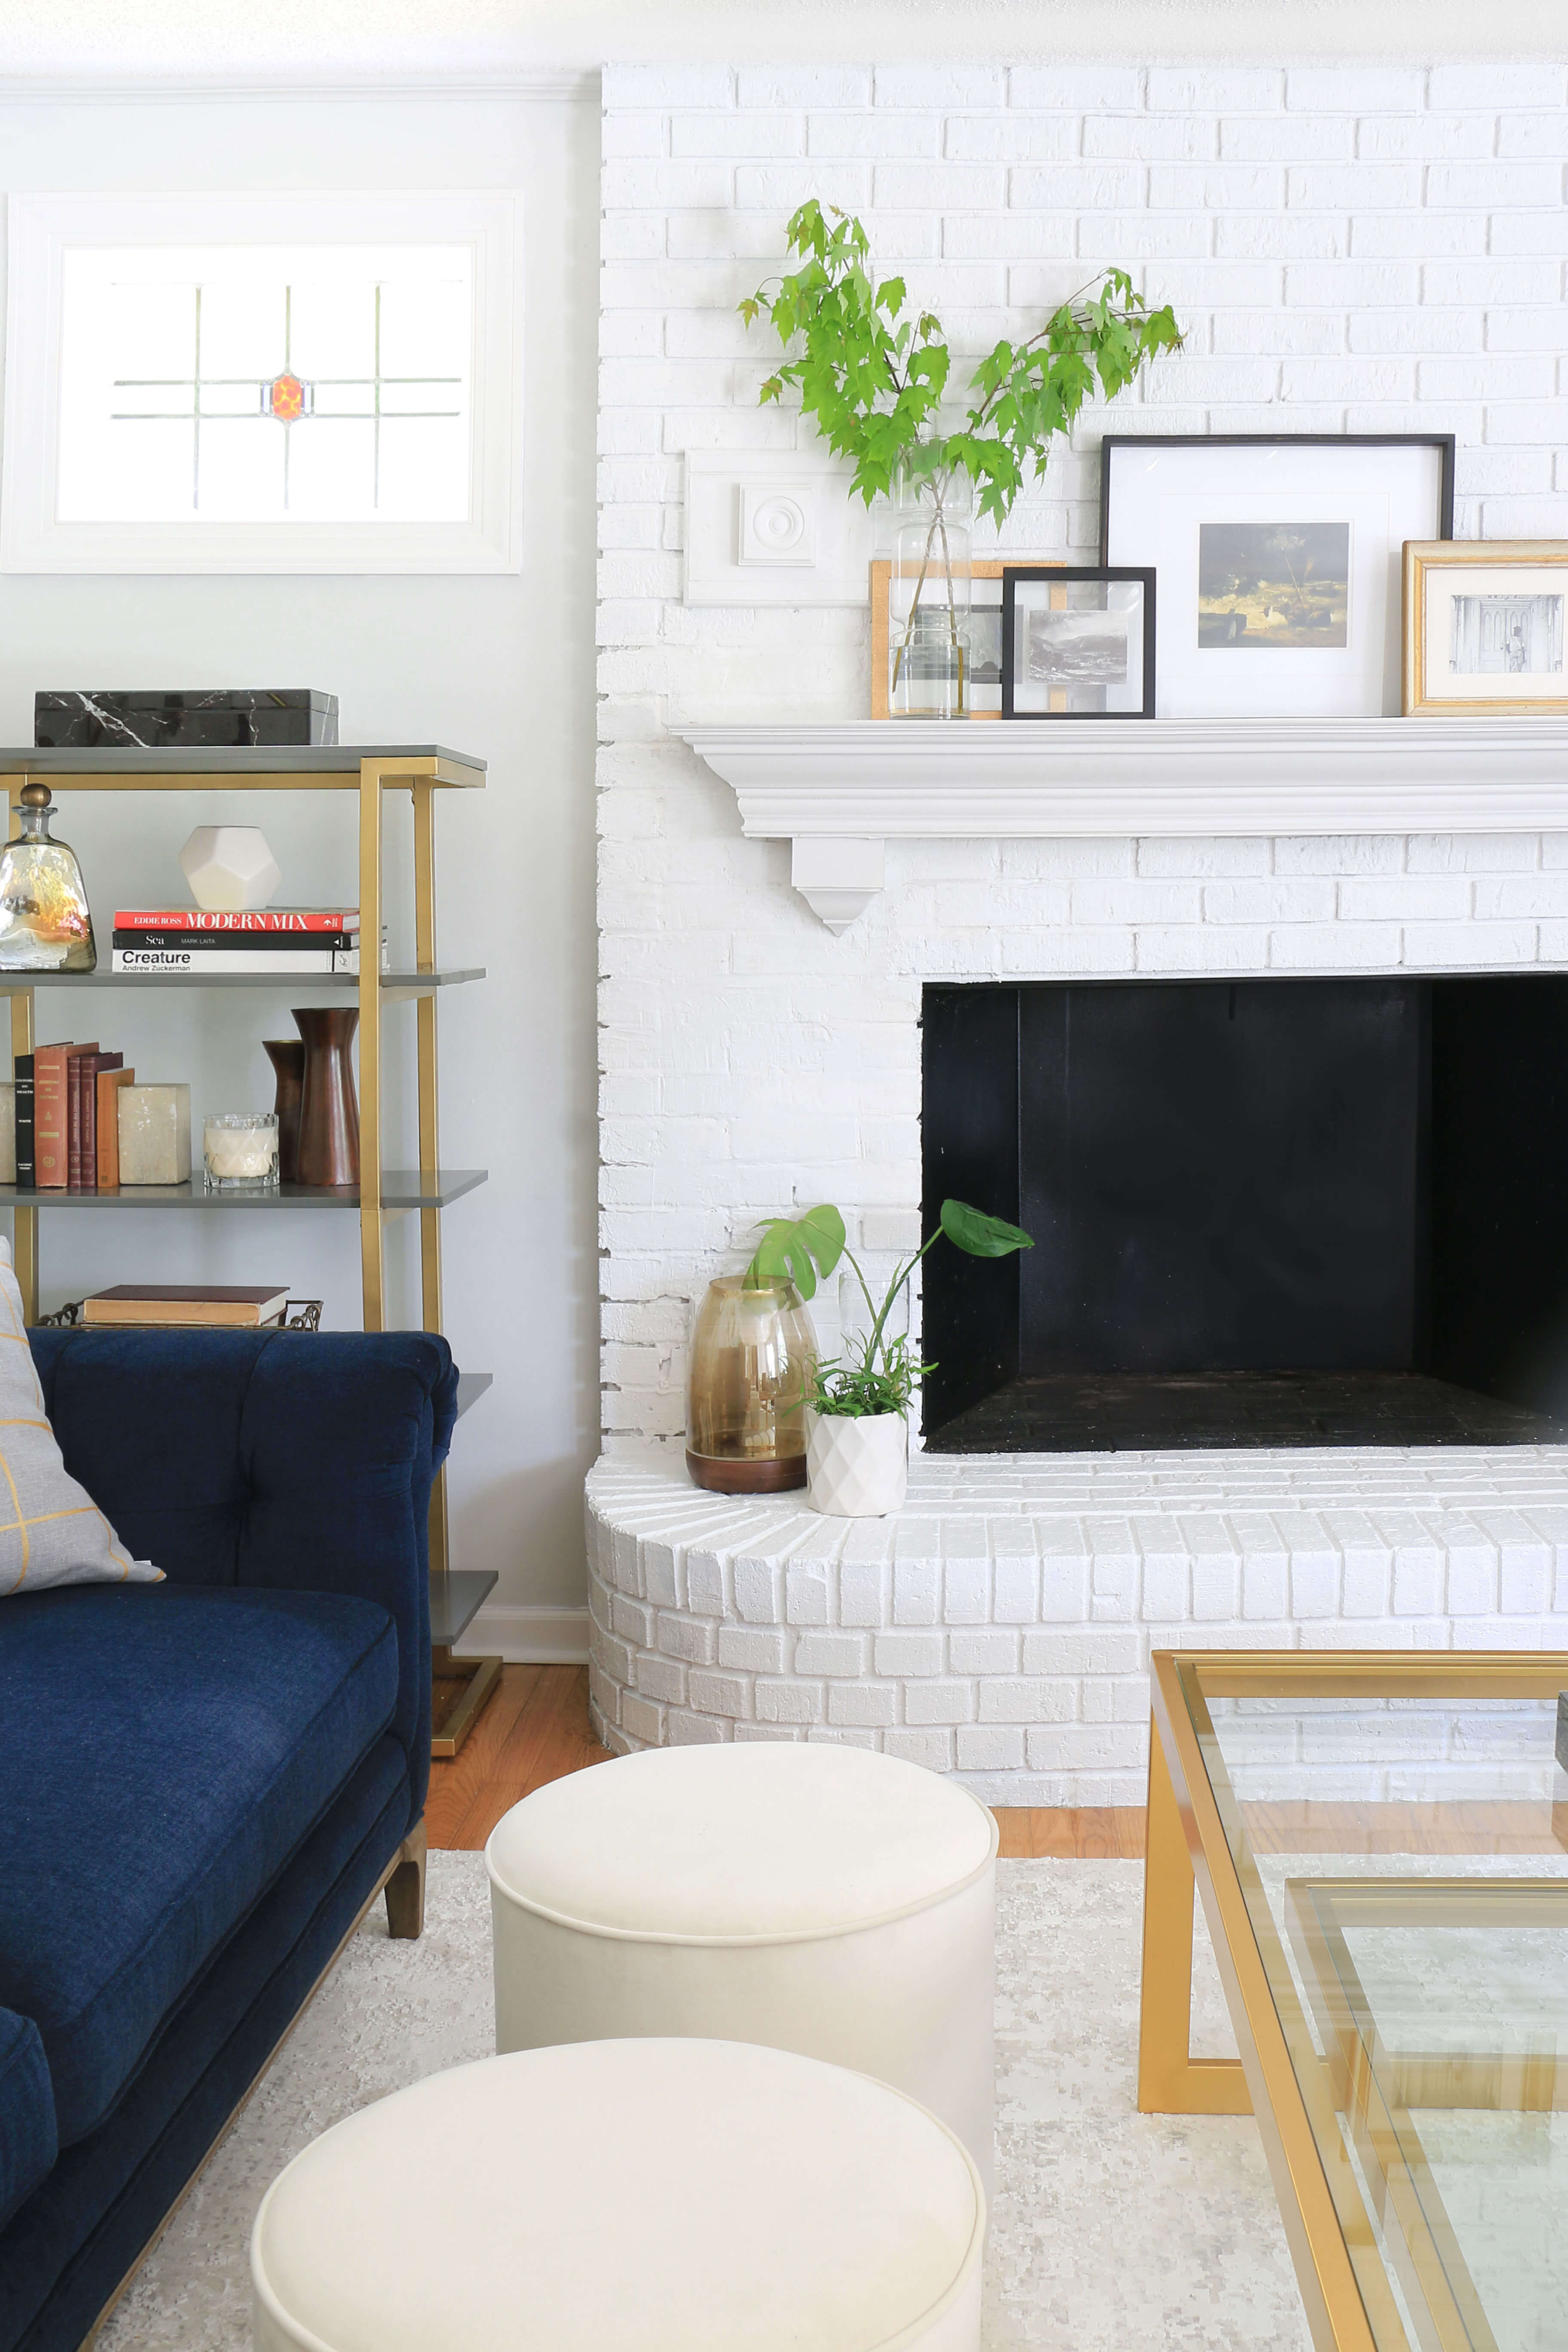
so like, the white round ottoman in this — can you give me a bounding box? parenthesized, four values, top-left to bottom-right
(251, 2039, 984, 2352)
(486, 1742, 998, 2194)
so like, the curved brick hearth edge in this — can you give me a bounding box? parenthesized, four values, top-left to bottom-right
(586, 1448, 1568, 1804)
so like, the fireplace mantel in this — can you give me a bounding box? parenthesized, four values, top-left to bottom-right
(679, 717, 1568, 929)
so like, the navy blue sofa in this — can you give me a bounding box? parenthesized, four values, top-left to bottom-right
(0, 1327, 456, 2352)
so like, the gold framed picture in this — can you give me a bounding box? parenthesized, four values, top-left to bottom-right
(870, 557, 1064, 719)
(1403, 539, 1568, 715)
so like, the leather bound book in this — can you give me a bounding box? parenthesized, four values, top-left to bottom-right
(14, 1052, 34, 1188)
(34, 1043, 89, 1189)
(96, 1066, 135, 1188)
(67, 1051, 82, 1187)
(77, 1053, 122, 1187)
(82, 1284, 290, 1328)
(67, 1048, 114, 1188)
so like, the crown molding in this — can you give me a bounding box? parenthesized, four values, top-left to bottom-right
(0, 68, 598, 107)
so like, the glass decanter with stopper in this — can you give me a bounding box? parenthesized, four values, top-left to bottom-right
(0, 782, 96, 971)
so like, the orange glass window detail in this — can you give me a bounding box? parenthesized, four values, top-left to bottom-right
(268, 373, 306, 422)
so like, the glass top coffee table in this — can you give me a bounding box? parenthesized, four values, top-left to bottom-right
(1139, 1651, 1568, 2352)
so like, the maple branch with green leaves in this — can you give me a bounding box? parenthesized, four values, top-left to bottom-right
(738, 199, 1184, 529)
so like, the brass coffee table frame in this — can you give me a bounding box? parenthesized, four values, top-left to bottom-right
(1138, 1649, 1568, 2352)
(1286, 1876, 1568, 2352)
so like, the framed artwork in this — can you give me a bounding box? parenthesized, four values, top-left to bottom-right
(1099, 434, 1455, 718)
(1001, 567, 1155, 718)
(1403, 540, 1568, 714)
(870, 557, 1063, 718)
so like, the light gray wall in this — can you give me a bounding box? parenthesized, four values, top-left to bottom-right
(0, 88, 602, 1636)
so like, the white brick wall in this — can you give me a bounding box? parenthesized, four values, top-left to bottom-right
(588, 1451, 1568, 1801)
(596, 59, 1568, 1454)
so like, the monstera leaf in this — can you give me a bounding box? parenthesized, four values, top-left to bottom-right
(939, 1199, 1034, 1258)
(747, 1204, 847, 1302)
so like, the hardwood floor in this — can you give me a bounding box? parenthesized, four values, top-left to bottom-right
(426, 1664, 1148, 1859)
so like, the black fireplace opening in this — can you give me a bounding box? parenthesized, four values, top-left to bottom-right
(921, 975, 1568, 1452)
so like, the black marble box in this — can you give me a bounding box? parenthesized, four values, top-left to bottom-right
(34, 690, 339, 750)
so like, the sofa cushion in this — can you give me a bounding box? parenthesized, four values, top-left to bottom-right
(0, 2010, 55, 2234)
(0, 1243, 159, 1598)
(0, 1583, 398, 2149)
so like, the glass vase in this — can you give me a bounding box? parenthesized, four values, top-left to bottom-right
(0, 784, 95, 971)
(686, 1275, 818, 1494)
(888, 465, 972, 720)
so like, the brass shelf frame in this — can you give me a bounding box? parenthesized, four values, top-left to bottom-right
(0, 745, 496, 1753)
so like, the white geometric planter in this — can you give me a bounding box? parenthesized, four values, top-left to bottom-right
(806, 1409, 909, 1517)
(179, 824, 282, 912)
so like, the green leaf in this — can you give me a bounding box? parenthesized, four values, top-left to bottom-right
(939, 1199, 1035, 1259)
(747, 1203, 847, 1300)
(740, 205, 1182, 534)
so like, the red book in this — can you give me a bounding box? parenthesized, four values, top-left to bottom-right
(35, 1042, 91, 1190)
(113, 909, 359, 934)
(74, 1053, 122, 1187)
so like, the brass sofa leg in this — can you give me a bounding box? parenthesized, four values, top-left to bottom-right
(384, 1820, 427, 1939)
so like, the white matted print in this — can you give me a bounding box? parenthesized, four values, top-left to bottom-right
(1102, 436, 1453, 717)
(1403, 540, 1568, 714)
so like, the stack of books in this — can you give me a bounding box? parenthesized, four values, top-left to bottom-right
(110, 908, 380, 976)
(81, 1284, 291, 1329)
(15, 1041, 136, 1188)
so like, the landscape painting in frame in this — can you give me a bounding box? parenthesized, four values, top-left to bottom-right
(1403, 539, 1568, 714)
(1100, 434, 1454, 715)
(1197, 522, 1350, 649)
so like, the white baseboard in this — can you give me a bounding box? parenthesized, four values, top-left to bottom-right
(464, 1602, 590, 1664)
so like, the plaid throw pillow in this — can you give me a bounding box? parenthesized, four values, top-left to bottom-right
(0, 1241, 162, 1595)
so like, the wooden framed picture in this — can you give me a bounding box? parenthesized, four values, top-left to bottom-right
(870, 557, 1063, 719)
(1099, 433, 1455, 717)
(1403, 540, 1568, 715)
(1001, 567, 1155, 719)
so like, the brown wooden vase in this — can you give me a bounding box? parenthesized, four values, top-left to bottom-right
(292, 1006, 360, 1188)
(263, 1038, 305, 1182)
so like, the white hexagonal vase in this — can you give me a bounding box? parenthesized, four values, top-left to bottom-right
(179, 825, 282, 912)
(805, 1409, 909, 1518)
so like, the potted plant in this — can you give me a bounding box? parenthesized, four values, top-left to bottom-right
(741, 201, 1182, 717)
(745, 1200, 1032, 1517)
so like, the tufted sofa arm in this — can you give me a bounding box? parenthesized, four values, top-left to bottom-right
(28, 1329, 456, 1825)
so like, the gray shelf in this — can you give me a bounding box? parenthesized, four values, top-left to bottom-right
(0, 1169, 487, 1210)
(429, 1567, 497, 1650)
(0, 969, 484, 994)
(0, 743, 485, 776)
(454, 1372, 493, 1419)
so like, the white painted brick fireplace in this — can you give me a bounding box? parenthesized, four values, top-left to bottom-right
(591, 58, 1568, 1797)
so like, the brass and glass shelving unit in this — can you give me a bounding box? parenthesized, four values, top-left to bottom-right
(0, 744, 499, 1755)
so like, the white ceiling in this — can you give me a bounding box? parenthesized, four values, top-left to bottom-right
(0, 0, 1559, 80)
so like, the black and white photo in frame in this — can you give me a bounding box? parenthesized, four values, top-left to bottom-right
(1001, 568, 1155, 719)
(1403, 540, 1568, 715)
(1100, 435, 1455, 717)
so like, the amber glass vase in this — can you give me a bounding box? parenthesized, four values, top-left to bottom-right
(686, 1276, 818, 1494)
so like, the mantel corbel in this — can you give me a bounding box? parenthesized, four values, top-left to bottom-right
(678, 718, 1568, 931)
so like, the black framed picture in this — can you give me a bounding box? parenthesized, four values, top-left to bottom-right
(1099, 433, 1455, 717)
(1001, 567, 1156, 719)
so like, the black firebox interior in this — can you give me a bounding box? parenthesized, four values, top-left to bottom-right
(921, 976, 1568, 1452)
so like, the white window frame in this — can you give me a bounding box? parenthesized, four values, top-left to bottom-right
(1, 190, 522, 574)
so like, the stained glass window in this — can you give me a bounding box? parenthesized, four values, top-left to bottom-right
(55, 245, 473, 524)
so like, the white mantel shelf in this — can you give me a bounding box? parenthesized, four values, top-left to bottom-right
(679, 717, 1568, 929)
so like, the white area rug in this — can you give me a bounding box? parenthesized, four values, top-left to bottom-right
(100, 1853, 1311, 2350)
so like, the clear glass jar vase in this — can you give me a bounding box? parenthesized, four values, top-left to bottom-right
(888, 464, 972, 720)
(686, 1275, 818, 1494)
(0, 784, 95, 971)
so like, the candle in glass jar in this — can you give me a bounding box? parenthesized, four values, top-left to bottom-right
(204, 1113, 279, 1188)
